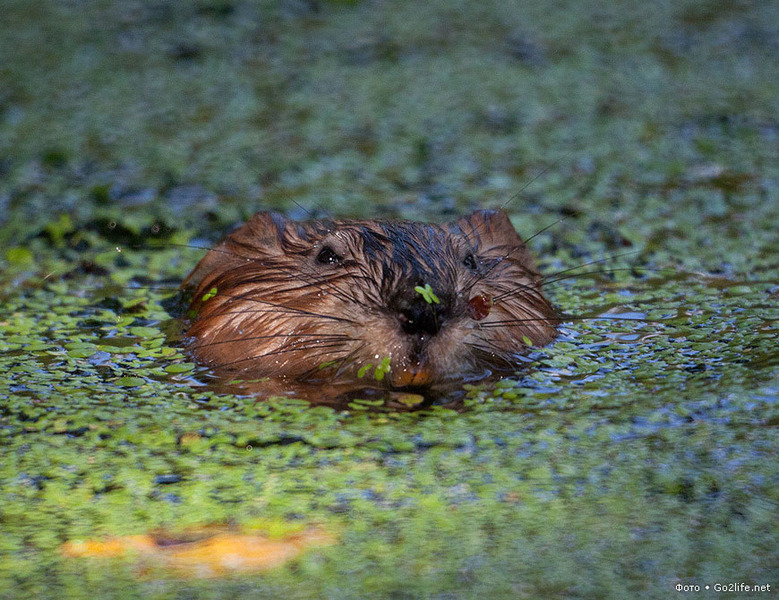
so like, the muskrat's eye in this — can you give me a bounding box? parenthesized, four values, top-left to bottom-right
(463, 253, 478, 271)
(316, 246, 343, 266)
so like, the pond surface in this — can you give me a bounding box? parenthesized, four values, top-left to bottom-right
(1, 231, 776, 598)
(1, 0, 777, 598)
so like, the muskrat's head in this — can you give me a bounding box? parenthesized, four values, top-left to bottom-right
(183, 209, 557, 398)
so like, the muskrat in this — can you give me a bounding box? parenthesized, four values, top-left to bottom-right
(182, 209, 558, 402)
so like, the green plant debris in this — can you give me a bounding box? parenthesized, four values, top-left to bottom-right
(201, 287, 218, 302)
(374, 356, 392, 381)
(414, 284, 440, 305)
(356, 357, 392, 381)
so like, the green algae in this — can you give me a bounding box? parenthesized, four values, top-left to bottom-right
(1, 249, 775, 600)
(1, 0, 778, 598)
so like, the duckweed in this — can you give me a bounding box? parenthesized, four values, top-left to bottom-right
(1, 0, 777, 598)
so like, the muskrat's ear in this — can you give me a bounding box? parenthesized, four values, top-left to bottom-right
(450, 209, 539, 273)
(451, 209, 524, 251)
(231, 211, 288, 253)
(182, 212, 287, 289)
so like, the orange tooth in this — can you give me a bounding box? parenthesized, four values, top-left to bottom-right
(392, 365, 432, 387)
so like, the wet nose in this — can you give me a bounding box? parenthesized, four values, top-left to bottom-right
(399, 299, 446, 336)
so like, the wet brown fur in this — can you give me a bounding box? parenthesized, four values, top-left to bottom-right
(183, 209, 558, 397)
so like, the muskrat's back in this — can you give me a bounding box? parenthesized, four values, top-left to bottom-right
(183, 209, 557, 397)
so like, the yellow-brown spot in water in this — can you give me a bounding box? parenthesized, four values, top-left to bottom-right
(177, 432, 202, 447)
(62, 535, 157, 558)
(61, 526, 335, 578)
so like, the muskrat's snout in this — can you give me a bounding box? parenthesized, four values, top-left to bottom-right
(396, 295, 449, 337)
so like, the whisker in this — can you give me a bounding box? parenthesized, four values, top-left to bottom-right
(207, 341, 348, 372)
(189, 333, 353, 351)
(492, 261, 669, 305)
(288, 198, 315, 220)
(194, 289, 359, 325)
(500, 158, 568, 211)
(68, 284, 183, 294)
(126, 242, 220, 253)
(540, 250, 643, 282)
(278, 269, 358, 305)
(541, 266, 671, 288)
(229, 263, 362, 306)
(295, 341, 368, 382)
(490, 281, 542, 304)
(332, 342, 369, 380)
(522, 217, 565, 244)
(188, 306, 342, 319)
(459, 155, 569, 250)
(477, 317, 558, 328)
(558, 313, 673, 323)
(463, 341, 526, 368)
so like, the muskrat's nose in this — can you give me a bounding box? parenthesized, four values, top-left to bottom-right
(398, 301, 445, 336)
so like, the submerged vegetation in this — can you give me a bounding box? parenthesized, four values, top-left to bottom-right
(0, 0, 777, 598)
